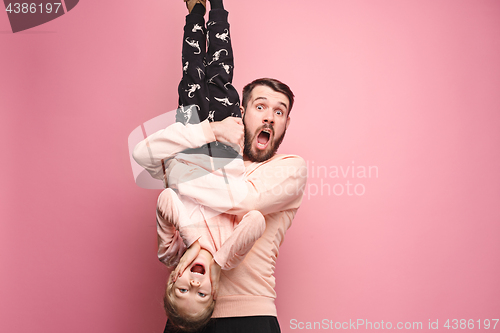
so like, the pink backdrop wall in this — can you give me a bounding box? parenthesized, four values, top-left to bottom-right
(1, 0, 499, 332)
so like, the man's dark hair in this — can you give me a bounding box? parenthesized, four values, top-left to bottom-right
(241, 78, 295, 114)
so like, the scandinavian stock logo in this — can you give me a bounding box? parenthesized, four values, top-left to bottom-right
(3, 0, 79, 33)
(128, 109, 248, 221)
(129, 110, 178, 190)
(128, 108, 241, 190)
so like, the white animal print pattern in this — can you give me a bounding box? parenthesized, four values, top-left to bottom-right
(185, 37, 201, 55)
(185, 83, 201, 98)
(216, 29, 230, 42)
(214, 96, 233, 107)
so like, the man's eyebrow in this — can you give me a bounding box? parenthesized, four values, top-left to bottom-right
(253, 96, 288, 109)
(278, 101, 288, 109)
(253, 97, 267, 103)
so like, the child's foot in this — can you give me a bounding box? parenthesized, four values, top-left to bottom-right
(185, 0, 206, 14)
(209, 0, 224, 10)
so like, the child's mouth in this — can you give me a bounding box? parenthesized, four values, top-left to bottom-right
(191, 264, 205, 275)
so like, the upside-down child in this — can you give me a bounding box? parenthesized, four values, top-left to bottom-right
(134, 0, 264, 331)
(156, 189, 264, 332)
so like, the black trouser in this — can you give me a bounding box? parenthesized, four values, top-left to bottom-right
(164, 316, 281, 333)
(176, 9, 241, 125)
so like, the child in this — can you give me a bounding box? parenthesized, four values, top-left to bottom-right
(156, 190, 264, 332)
(154, 0, 263, 331)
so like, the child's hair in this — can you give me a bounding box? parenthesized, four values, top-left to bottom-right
(163, 279, 215, 332)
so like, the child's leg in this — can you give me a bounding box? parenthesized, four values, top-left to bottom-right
(213, 210, 265, 270)
(176, 12, 210, 124)
(205, 8, 241, 122)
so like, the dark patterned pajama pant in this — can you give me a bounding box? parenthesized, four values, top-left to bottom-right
(176, 9, 241, 126)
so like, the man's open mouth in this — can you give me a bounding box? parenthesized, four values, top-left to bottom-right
(191, 264, 205, 275)
(256, 128, 272, 149)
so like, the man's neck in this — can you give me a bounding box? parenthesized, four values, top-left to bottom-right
(243, 155, 253, 167)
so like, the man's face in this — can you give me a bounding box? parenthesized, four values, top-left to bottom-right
(241, 85, 291, 162)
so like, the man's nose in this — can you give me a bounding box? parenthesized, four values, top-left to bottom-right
(263, 110, 274, 124)
(190, 279, 200, 287)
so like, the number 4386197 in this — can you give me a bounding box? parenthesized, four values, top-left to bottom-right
(444, 319, 498, 330)
(6, 3, 62, 14)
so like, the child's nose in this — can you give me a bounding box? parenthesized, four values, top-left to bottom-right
(190, 280, 200, 287)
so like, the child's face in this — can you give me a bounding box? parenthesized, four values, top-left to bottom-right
(170, 250, 213, 315)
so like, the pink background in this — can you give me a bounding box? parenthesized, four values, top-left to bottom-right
(1, 0, 499, 332)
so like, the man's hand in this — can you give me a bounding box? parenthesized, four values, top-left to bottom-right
(210, 117, 244, 152)
(210, 259, 222, 300)
(172, 240, 201, 282)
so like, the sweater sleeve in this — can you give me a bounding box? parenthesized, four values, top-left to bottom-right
(156, 210, 186, 268)
(132, 120, 216, 181)
(167, 155, 308, 216)
(213, 210, 266, 270)
(156, 189, 204, 267)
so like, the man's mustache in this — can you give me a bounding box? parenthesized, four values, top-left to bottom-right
(256, 124, 274, 136)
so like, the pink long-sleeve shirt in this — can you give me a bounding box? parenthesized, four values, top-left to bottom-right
(156, 187, 265, 270)
(133, 120, 307, 317)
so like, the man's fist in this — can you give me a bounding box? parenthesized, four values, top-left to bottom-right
(210, 117, 244, 151)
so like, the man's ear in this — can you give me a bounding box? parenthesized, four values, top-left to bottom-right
(240, 105, 245, 117)
(286, 116, 291, 130)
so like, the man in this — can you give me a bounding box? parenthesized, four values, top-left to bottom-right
(189, 78, 307, 333)
(134, 78, 306, 333)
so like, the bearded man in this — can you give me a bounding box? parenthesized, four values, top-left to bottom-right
(144, 77, 306, 333)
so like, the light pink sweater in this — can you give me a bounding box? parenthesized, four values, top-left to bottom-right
(156, 187, 265, 270)
(133, 120, 307, 317)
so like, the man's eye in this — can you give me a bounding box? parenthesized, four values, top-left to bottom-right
(276, 110, 283, 116)
(198, 292, 207, 297)
(179, 289, 188, 293)
(256, 105, 264, 110)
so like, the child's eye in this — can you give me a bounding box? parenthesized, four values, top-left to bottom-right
(179, 289, 188, 293)
(198, 292, 207, 297)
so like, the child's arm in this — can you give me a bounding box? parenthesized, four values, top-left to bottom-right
(210, 259, 221, 300)
(156, 206, 186, 267)
(171, 241, 201, 282)
(157, 189, 204, 267)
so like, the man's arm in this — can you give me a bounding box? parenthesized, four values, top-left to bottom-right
(214, 210, 265, 270)
(167, 155, 307, 216)
(133, 117, 243, 181)
(132, 119, 216, 180)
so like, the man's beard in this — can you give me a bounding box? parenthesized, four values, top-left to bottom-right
(243, 121, 286, 163)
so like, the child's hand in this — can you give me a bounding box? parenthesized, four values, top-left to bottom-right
(173, 241, 201, 282)
(210, 259, 221, 300)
